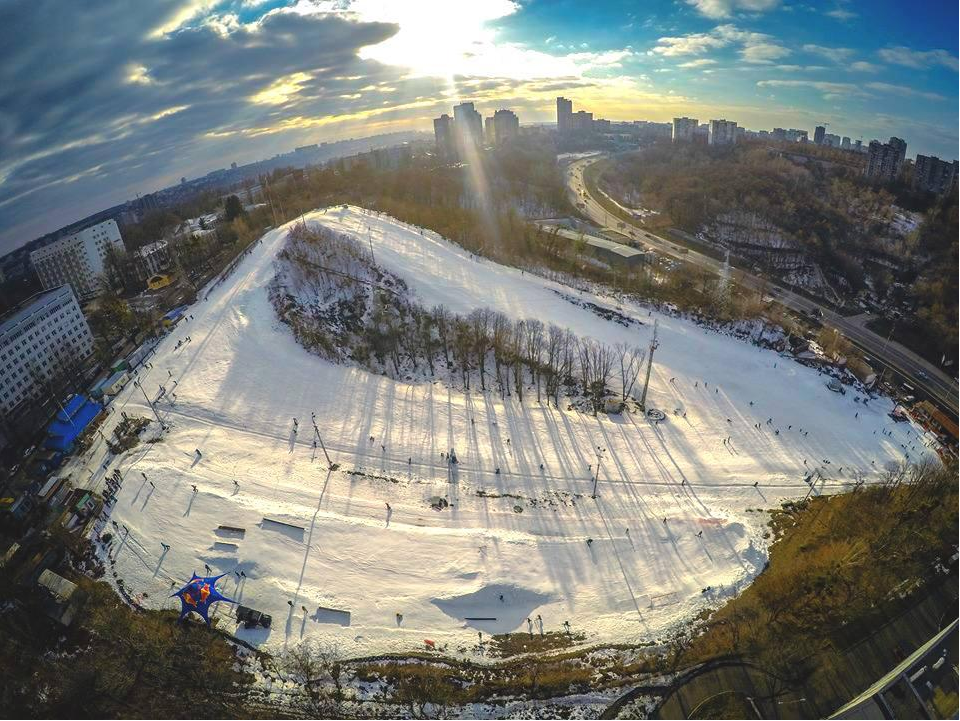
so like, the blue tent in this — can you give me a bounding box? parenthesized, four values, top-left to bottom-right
(172, 573, 236, 624)
(45, 395, 102, 451)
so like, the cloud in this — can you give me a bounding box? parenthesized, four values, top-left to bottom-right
(802, 44, 854, 63)
(849, 61, 880, 73)
(756, 79, 868, 98)
(864, 82, 947, 101)
(684, 0, 780, 19)
(825, 8, 857, 20)
(678, 59, 718, 68)
(757, 78, 947, 103)
(877, 46, 959, 72)
(652, 24, 788, 64)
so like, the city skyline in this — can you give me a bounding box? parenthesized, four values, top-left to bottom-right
(1, 0, 957, 251)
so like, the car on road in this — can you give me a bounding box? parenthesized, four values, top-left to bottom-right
(916, 370, 929, 381)
(22, 445, 35, 458)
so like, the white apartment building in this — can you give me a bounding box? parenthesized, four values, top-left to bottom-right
(30, 219, 124, 300)
(672, 117, 699, 143)
(708, 119, 738, 146)
(133, 240, 171, 281)
(0, 285, 94, 414)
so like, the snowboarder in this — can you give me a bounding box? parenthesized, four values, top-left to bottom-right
(195, 448, 202, 457)
(697, 530, 703, 538)
(160, 542, 170, 551)
(753, 481, 759, 487)
(586, 538, 593, 546)
(191, 484, 198, 493)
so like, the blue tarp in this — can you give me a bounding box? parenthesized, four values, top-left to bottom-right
(45, 395, 102, 451)
(162, 305, 189, 323)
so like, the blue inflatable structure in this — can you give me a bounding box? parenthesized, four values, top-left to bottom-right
(172, 572, 235, 624)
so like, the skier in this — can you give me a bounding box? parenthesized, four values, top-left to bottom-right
(385, 502, 391, 511)
(160, 542, 170, 551)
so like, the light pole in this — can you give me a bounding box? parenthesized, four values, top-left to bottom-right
(133, 380, 166, 430)
(592, 446, 606, 499)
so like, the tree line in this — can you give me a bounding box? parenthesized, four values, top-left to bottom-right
(271, 224, 647, 414)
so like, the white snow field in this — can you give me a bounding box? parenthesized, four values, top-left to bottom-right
(80, 205, 933, 657)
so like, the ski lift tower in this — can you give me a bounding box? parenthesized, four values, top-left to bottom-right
(638, 319, 659, 412)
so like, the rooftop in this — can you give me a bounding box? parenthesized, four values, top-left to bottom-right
(0, 285, 72, 339)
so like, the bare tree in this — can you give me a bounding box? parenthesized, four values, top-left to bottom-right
(524, 319, 545, 402)
(281, 640, 350, 717)
(468, 308, 493, 391)
(615, 342, 646, 402)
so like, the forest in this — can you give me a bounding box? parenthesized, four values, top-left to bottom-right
(599, 141, 959, 367)
(270, 224, 647, 415)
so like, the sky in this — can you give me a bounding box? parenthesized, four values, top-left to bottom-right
(0, 0, 957, 254)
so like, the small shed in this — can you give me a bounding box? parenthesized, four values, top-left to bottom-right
(102, 369, 129, 396)
(37, 569, 86, 626)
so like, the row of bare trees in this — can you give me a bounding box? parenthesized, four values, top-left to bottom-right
(273, 225, 648, 413)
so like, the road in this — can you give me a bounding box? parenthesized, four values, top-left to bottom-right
(564, 154, 958, 417)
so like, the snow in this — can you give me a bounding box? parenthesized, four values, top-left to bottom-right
(74, 205, 936, 660)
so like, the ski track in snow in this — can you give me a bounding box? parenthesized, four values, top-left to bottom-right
(73, 205, 935, 658)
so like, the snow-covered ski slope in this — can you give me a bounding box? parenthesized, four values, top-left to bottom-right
(85, 205, 933, 657)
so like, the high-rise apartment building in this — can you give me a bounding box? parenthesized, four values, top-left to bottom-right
(492, 109, 520, 145)
(453, 102, 483, 148)
(570, 110, 593, 132)
(913, 155, 959, 195)
(433, 114, 455, 158)
(0, 285, 94, 414)
(672, 117, 699, 142)
(708, 119, 738, 146)
(30, 219, 124, 300)
(556, 97, 573, 134)
(814, 125, 826, 145)
(865, 137, 908, 183)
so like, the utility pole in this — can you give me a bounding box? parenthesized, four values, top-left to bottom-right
(592, 446, 606, 499)
(312, 419, 333, 468)
(639, 319, 659, 411)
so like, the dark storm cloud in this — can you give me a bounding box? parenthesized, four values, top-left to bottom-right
(0, 0, 414, 250)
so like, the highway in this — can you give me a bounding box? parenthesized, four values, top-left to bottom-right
(564, 154, 958, 417)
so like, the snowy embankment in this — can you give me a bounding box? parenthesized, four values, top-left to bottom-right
(74, 205, 935, 661)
